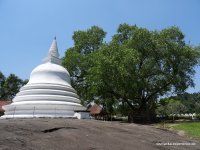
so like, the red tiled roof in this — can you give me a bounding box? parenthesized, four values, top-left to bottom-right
(87, 104, 102, 115)
(0, 101, 12, 112)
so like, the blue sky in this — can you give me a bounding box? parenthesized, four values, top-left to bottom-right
(0, 0, 199, 93)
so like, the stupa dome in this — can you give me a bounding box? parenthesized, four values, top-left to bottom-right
(2, 37, 86, 118)
(29, 62, 71, 85)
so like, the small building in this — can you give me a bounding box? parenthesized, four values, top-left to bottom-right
(0, 101, 12, 116)
(87, 103, 108, 120)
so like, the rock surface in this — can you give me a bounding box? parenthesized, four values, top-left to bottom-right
(0, 119, 199, 150)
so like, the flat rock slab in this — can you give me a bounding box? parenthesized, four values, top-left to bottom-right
(0, 119, 199, 150)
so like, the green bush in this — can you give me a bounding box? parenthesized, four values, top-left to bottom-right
(196, 114, 200, 120)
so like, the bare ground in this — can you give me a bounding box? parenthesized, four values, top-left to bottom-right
(0, 118, 199, 150)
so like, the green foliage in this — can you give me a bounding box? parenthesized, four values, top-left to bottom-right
(196, 114, 200, 120)
(0, 72, 27, 100)
(62, 24, 200, 119)
(72, 26, 106, 54)
(23, 79, 29, 85)
(116, 102, 131, 116)
(165, 92, 200, 113)
(156, 99, 188, 117)
(2, 74, 23, 100)
(0, 71, 5, 99)
(62, 26, 106, 105)
(166, 101, 187, 115)
(195, 102, 200, 114)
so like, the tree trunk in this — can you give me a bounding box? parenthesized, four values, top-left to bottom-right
(128, 98, 156, 123)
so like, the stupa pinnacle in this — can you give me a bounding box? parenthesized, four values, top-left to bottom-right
(43, 37, 61, 65)
(2, 38, 86, 118)
(48, 36, 59, 57)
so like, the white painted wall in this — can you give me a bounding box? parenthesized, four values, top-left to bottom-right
(74, 112, 90, 119)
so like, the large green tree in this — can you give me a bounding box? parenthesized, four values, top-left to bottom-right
(62, 26, 106, 104)
(63, 24, 199, 121)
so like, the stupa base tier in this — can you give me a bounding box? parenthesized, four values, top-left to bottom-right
(1, 114, 77, 119)
(2, 102, 86, 119)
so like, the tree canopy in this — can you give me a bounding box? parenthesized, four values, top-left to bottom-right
(62, 24, 200, 120)
(161, 92, 200, 114)
(0, 72, 27, 100)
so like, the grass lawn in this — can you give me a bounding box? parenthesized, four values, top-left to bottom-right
(172, 122, 200, 139)
(155, 121, 200, 139)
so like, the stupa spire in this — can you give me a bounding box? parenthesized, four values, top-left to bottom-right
(48, 36, 60, 58)
(43, 37, 61, 65)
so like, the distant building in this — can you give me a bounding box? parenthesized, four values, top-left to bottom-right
(87, 103, 108, 120)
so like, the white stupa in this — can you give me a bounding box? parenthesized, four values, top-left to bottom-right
(2, 37, 86, 118)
